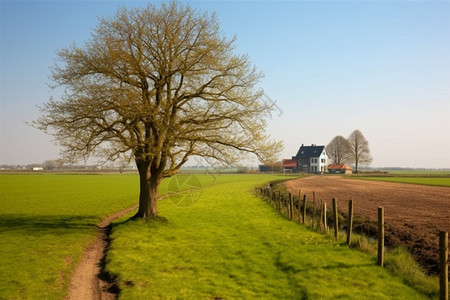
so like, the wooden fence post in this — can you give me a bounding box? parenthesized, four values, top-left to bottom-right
(312, 191, 316, 229)
(285, 196, 289, 217)
(323, 202, 327, 233)
(347, 199, 354, 246)
(440, 231, 448, 300)
(278, 191, 281, 212)
(280, 193, 283, 214)
(377, 206, 384, 267)
(274, 193, 277, 211)
(285, 193, 288, 218)
(318, 198, 323, 229)
(289, 193, 294, 220)
(302, 195, 307, 224)
(332, 198, 338, 240)
(297, 192, 302, 223)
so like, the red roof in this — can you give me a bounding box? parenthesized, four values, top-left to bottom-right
(328, 164, 353, 170)
(282, 159, 297, 168)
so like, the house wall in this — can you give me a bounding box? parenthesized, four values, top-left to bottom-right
(295, 146, 329, 173)
(309, 157, 318, 172)
(297, 158, 308, 172)
(283, 167, 295, 173)
(308, 151, 328, 173)
(329, 168, 352, 175)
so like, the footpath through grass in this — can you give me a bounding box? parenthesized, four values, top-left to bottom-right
(107, 174, 429, 299)
(0, 174, 140, 299)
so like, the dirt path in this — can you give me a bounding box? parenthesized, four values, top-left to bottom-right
(284, 176, 450, 274)
(65, 204, 138, 300)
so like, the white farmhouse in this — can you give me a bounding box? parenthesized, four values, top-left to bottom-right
(292, 144, 329, 173)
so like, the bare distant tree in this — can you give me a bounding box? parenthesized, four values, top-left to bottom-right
(33, 2, 282, 219)
(42, 160, 57, 170)
(326, 135, 352, 165)
(348, 130, 373, 173)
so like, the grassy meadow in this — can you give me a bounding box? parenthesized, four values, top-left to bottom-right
(0, 174, 139, 299)
(355, 176, 450, 187)
(0, 173, 437, 299)
(106, 174, 432, 299)
(388, 170, 450, 176)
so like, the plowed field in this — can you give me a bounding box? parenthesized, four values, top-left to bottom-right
(284, 176, 450, 275)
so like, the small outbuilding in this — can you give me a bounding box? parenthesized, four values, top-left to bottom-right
(328, 164, 353, 175)
(282, 159, 297, 173)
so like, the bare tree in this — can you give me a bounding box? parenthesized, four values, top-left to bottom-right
(348, 130, 373, 173)
(326, 135, 352, 165)
(33, 2, 282, 219)
(42, 160, 58, 170)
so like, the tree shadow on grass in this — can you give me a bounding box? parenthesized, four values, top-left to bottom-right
(0, 214, 98, 235)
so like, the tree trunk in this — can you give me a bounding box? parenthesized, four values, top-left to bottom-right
(134, 159, 159, 219)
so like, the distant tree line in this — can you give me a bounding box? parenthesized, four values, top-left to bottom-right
(327, 129, 373, 174)
(0, 160, 135, 171)
(0, 160, 64, 170)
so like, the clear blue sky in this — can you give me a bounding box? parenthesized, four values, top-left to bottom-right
(1, 0, 449, 168)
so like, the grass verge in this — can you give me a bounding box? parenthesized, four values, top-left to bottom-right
(352, 176, 450, 187)
(347, 235, 439, 297)
(106, 174, 430, 299)
(0, 174, 139, 299)
(269, 180, 439, 298)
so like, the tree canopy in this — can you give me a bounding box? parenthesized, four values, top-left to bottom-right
(326, 130, 373, 173)
(34, 2, 282, 218)
(326, 135, 352, 165)
(348, 130, 373, 173)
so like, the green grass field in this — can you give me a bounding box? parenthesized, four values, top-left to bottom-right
(387, 170, 450, 175)
(0, 173, 437, 299)
(106, 174, 432, 299)
(0, 174, 140, 299)
(355, 176, 450, 187)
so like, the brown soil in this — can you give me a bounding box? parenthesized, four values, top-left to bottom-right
(284, 176, 450, 275)
(65, 204, 138, 300)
